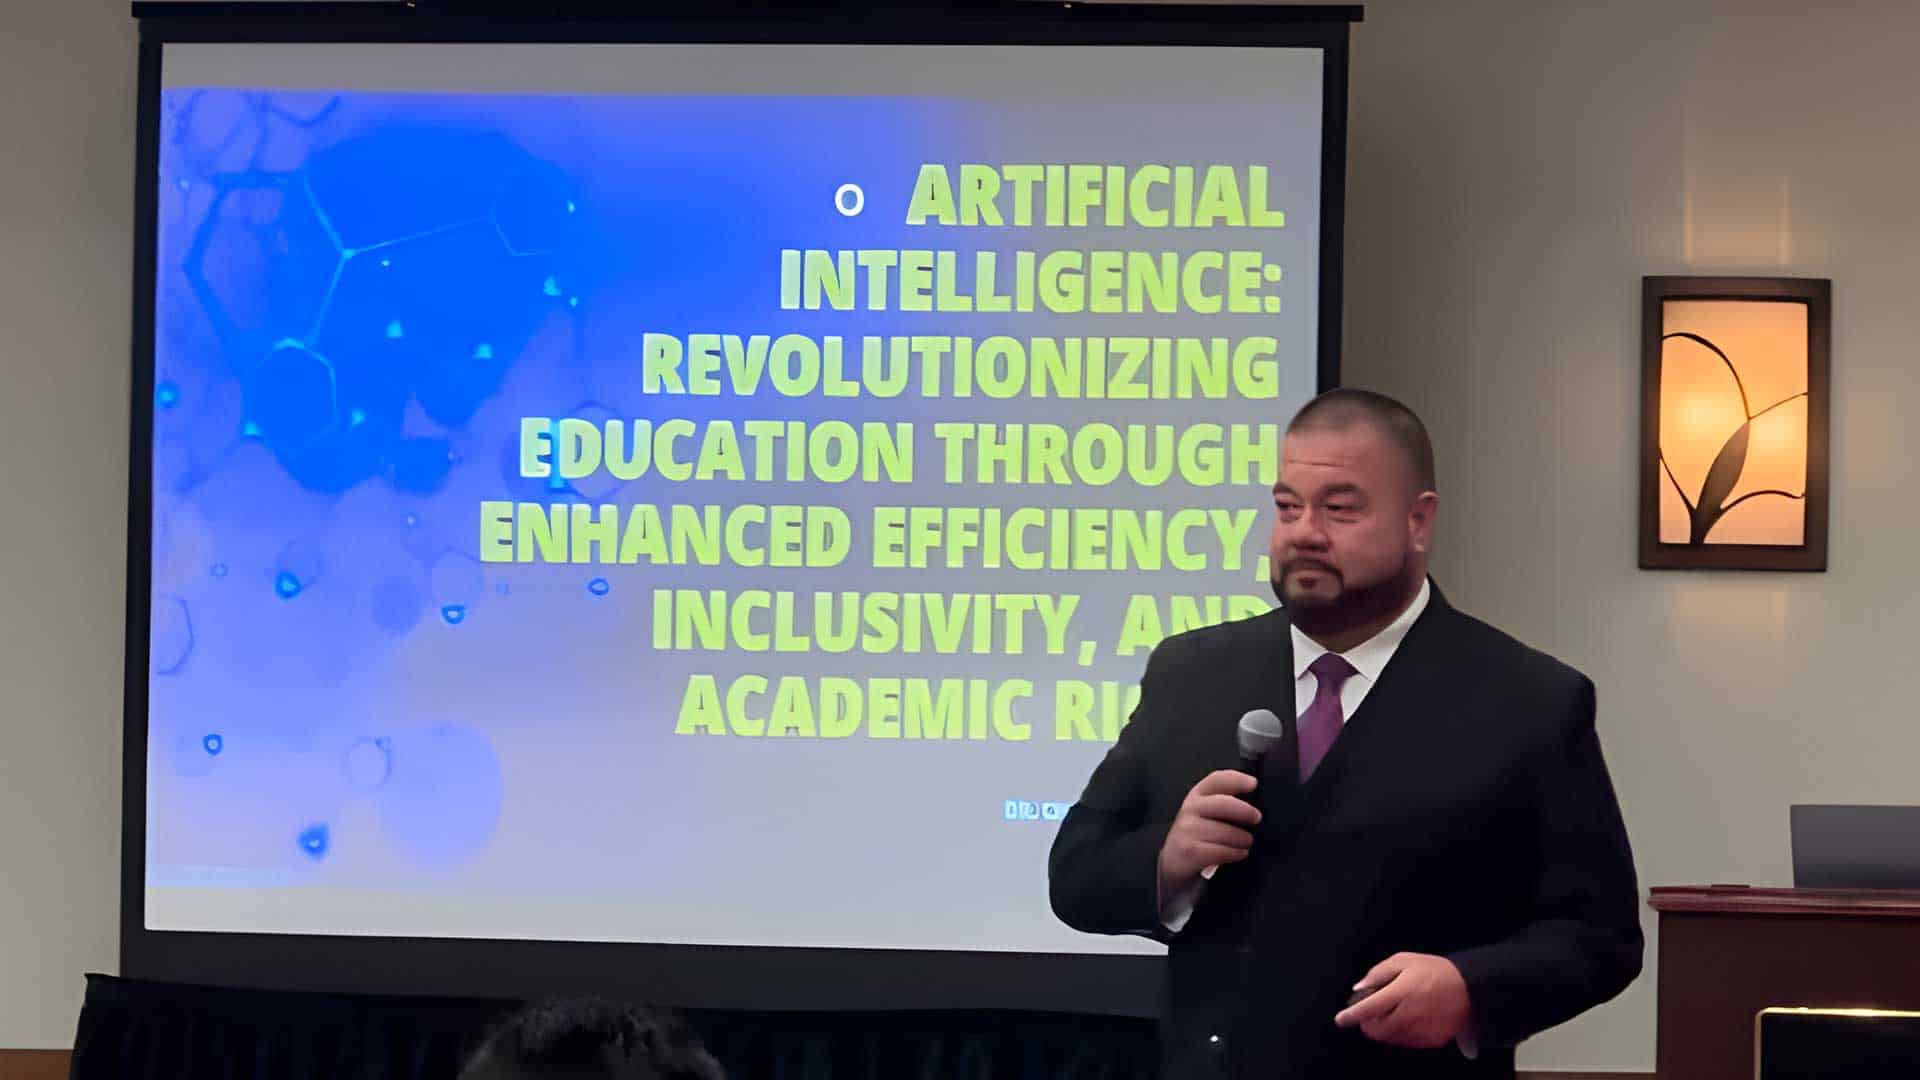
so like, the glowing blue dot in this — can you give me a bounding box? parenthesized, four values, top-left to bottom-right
(385, 320, 404, 340)
(473, 343, 494, 360)
(202, 734, 223, 755)
(379, 258, 391, 268)
(566, 200, 577, 214)
(155, 381, 181, 409)
(441, 604, 467, 625)
(568, 296, 580, 308)
(542, 275, 561, 297)
(209, 562, 228, 578)
(348, 407, 367, 427)
(340, 246, 358, 258)
(274, 572, 302, 599)
(298, 824, 329, 860)
(241, 420, 262, 438)
(588, 577, 610, 597)
(175, 177, 190, 191)
(403, 513, 419, 528)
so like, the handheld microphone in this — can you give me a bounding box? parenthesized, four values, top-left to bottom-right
(1235, 709, 1284, 817)
(1235, 708, 1284, 778)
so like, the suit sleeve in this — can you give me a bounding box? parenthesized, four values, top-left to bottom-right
(1047, 637, 1181, 941)
(1447, 673, 1644, 1047)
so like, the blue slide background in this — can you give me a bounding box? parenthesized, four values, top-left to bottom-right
(149, 88, 952, 880)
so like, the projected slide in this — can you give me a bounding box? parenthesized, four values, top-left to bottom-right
(145, 44, 1323, 952)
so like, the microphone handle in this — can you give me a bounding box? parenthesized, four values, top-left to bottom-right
(1236, 753, 1264, 813)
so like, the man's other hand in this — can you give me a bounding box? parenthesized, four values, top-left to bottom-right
(1334, 952, 1473, 1050)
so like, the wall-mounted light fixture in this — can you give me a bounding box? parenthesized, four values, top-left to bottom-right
(1639, 276, 1830, 571)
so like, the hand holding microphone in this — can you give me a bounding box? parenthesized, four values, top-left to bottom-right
(1155, 710, 1285, 902)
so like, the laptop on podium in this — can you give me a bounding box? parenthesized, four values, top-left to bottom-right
(1790, 804, 1920, 889)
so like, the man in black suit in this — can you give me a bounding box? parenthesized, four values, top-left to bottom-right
(1049, 389, 1642, 1078)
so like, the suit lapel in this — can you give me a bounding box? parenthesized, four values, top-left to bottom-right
(1209, 610, 1302, 838)
(1233, 609, 1304, 841)
(1227, 610, 1295, 752)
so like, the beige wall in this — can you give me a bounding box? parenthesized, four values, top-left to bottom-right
(0, 0, 134, 1051)
(1346, 0, 1920, 1071)
(6, 0, 1920, 1068)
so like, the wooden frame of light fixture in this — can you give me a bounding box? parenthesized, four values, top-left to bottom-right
(1639, 276, 1830, 571)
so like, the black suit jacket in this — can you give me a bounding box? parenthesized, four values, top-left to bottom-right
(1048, 584, 1642, 1079)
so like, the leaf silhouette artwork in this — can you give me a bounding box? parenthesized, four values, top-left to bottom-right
(1692, 419, 1750, 543)
(1658, 323, 1808, 547)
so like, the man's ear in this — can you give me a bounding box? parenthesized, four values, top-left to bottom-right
(1408, 491, 1439, 554)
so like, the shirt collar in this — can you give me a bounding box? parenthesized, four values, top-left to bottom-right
(1290, 578, 1432, 683)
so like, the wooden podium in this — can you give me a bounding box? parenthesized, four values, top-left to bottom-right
(1649, 886, 1920, 1080)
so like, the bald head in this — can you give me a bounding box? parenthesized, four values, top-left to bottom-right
(1287, 388, 1436, 497)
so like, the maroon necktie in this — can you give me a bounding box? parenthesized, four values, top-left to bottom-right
(1298, 652, 1358, 782)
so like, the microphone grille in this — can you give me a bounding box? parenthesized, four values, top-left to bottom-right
(1236, 708, 1284, 758)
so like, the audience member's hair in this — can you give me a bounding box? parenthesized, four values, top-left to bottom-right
(459, 997, 724, 1080)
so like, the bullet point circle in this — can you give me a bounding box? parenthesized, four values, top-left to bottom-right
(834, 183, 865, 217)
